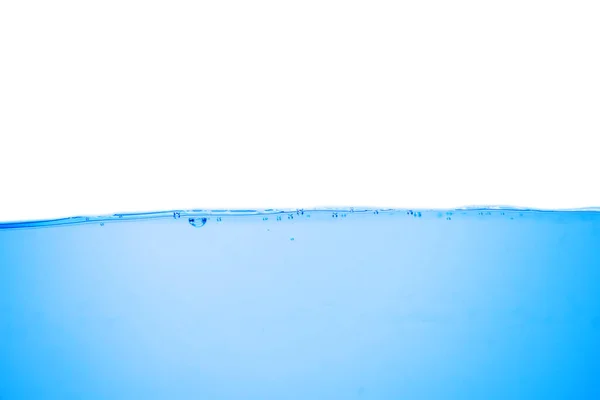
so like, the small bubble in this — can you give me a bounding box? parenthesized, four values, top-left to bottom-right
(188, 217, 207, 228)
(341, 213, 347, 218)
(276, 216, 282, 221)
(262, 217, 268, 221)
(216, 217, 222, 222)
(173, 212, 181, 219)
(100, 222, 104, 226)
(290, 237, 295, 241)
(288, 214, 294, 220)
(446, 217, 452, 221)
(417, 212, 422, 217)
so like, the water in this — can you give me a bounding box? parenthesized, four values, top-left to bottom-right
(1, 208, 600, 398)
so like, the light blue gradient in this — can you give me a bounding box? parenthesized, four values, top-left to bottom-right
(1, 209, 599, 398)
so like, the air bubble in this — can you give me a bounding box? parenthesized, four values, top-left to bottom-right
(100, 222, 104, 227)
(288, 214, 294, 220)
(188, 217, 207, 228)
(277, 216, 282, 221)
(217, 217, 222, 222)
(290, 237, 295, 241)
(173, 212, 181, 219)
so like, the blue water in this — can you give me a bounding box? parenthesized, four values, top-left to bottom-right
(1, 208, 599, 399)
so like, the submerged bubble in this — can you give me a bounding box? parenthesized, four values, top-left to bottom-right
(188, 217, 207, 228)
(173, 212, 181, 219)
(290, 237, 295, 241)
(100, 222, 104, 227)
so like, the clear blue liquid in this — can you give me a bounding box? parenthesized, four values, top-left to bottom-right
(1, 209, 600, 398)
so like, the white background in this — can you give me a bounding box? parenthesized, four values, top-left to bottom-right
(1, 1, 599, 222)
